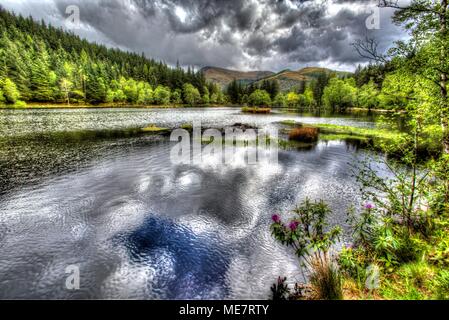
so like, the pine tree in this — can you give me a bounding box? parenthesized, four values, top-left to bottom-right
(30, 41, 56, 101)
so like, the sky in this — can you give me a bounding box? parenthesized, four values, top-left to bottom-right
(0, 0, 409, 72)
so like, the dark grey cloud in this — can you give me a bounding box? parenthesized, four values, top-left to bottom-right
(1, 0, 408, 71)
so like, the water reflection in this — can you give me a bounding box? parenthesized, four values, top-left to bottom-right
(117, 217, 230, 300)
(0, 107, 392, 299)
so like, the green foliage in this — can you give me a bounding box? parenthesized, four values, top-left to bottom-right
(226, 79, 279, 105)
(202, 86, 210, 105)
(357, 80, 380, 110)
(137, 84, 154, 105)
(259, 79, 280, 100)
(273, 93, 286, 107)
(271, 199, 341, 264)
(338, 247, 370, 289)
(210, 92, 218, 104)
(286, 92, 300, 107)
(13, 100, 27, 108)
(431, 270, 449, 300)
(153, 86, 171, 105)
(271, 199, 343, 300)
(322, 78, 356, 112)
(0, 77, 20, 104)
(183, 83, 201, 106)
(171, 89, 183, 104)
(311, 72, 332, 107)
(248, 89, 271, 107)
(0, 8, 217, 106)
(428, 225, 449, 267)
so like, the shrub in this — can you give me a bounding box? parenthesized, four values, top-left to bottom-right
(289, 127, 319, 143)
(271, 199, 342, 300)
(0, 89, 5, 104)
(1, 78, 20, 104)
(248, 89, 271, 107)
(428, 227, 449, 267)
(338, 247, 369, 289)
(310, 256, 343, 300)
(153, 86, 171, 105)
(271, 277, 290, 300)
(13, 100, 27, 108)
(398, 262, 434, 288)
(431, 270, 449, 300)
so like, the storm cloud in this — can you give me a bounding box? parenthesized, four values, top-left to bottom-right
(0, 0, 407, 71)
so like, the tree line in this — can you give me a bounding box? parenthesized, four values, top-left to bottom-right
(231, 62, 417, 113)
(0, 8, 225, 107)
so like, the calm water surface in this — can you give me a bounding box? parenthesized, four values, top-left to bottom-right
(0, 107, 389, 299)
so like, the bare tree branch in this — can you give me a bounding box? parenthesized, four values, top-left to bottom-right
(352, 37, 389, 64)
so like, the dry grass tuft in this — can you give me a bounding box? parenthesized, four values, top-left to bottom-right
(289, 127, 319, 143)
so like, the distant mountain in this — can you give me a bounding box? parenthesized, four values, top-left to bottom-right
(201, 66, 274, 88)
(254, 67, 353, 92)
(202, 66, 352, 91)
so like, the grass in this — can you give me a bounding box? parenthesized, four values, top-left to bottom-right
(180, 123, 193, 131)
(279, 120, 301, 126)
(309, 257, 343, 300)
(341, 261, 449, 300)
(0, 102, 225, 109)
(241, 107, 271, 114)
(314, 123, 403, 141)
(141, 125, 170, 134)
(315, 123, 443, 159)
(289, 127, 319, 143)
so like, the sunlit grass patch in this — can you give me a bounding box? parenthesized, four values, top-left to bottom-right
(314, 123, 403, 141)
(379, 262, 436, 300)
(141, 125, 170, 133)
(279, 120, 300, 126)
(180, 123, 193, 131)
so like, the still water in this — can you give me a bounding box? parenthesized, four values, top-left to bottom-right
(0, 107, 387, 299)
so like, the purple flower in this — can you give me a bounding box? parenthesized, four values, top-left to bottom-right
(289, 220, 300, 231)
(364, 203, 374, 210)
(272, 214, 281, 223)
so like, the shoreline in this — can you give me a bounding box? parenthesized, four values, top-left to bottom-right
(1, 103, 403, 113)
(0, 103, 234, 110)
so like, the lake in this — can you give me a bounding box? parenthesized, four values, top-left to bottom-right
(0, 107, 389, 299)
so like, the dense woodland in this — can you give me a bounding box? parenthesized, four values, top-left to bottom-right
(0, 7, 417, 112)
(226, 61, 407, 112)
(0, 7, 225, 106)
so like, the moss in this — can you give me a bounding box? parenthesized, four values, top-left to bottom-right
(141, 125, 170, 134)
(319, 133, 370, 142)
(180, 124, 193, 131)
(313, 123, 403, 141)
(279, 120, 300, 126)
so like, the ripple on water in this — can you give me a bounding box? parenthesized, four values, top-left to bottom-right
(0, 108, 389, 299)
